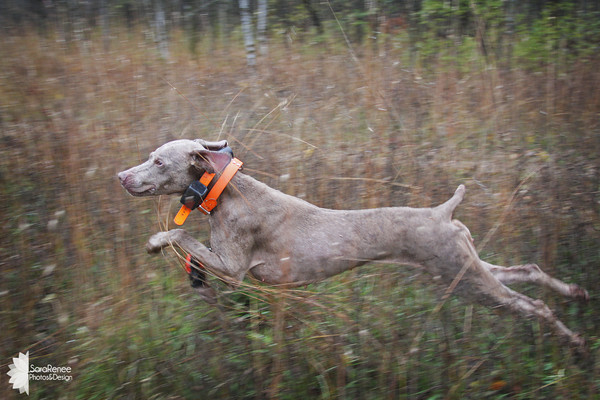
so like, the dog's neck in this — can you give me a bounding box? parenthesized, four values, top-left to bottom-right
(174, 157, 243, 224)
(197, 157, 243, 214)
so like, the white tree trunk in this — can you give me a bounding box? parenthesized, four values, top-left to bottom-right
(155, 0, 170, 60)
(257, 0, 268, 56)
(239, 0, 256, 67)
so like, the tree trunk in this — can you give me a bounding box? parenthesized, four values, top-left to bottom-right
(257, 0, 268, 56)
(219, 0, 227, 45)
(154, 0, 170, 60)
(365, 0, 378, 53)
(239, 0, 256, 67)
(302, 0, 323, 35)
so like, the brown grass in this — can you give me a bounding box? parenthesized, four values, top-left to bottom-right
(0, 26, 598, 399)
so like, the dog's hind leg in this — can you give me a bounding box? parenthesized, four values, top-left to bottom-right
(479, 282, 585, 349)
(482, 261, 589, 302)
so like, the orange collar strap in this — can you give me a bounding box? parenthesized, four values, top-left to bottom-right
(174, 158, 243, 225)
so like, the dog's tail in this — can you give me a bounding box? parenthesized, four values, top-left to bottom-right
(435, 184, 465, 220)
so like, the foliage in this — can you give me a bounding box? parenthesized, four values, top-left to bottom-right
(514, 3, 600, 70)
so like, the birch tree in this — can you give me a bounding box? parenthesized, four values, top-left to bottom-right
(257, 0, 268, 56)
(154, 0, 170, 60)
(239, 0, 256, 67)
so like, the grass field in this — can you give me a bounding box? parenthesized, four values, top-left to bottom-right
(1, 25, 599, 399)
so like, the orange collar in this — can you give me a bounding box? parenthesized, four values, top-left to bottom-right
(174, 158, 243, 225)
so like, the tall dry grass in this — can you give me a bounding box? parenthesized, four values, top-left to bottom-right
(0, 25, 599, 399)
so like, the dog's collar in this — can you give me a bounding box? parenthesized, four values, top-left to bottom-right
(174, 157, 243, 225)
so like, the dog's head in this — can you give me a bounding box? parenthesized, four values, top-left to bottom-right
(117, 139, 233, 196)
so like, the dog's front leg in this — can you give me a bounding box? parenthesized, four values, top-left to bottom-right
(146, 230, 221, 303)
(146, 229, 189, 253)
(147, 229, 244, 283)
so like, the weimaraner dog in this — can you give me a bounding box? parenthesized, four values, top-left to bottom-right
(118, 139, 589, 348)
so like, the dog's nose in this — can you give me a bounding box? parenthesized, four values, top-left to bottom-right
(117, 171, 130, 185)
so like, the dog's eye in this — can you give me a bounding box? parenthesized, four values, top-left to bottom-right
(154, 159, 164, 167)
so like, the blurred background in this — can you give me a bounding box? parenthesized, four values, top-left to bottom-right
(1, 0, 599, 398)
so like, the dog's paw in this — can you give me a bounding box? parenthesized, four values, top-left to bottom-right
(570, 284, 590, 303)
(194, 286, 218, 304)
(146, 232, 171, 253)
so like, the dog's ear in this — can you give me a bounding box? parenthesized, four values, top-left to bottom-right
(193, 139, 228, 151)
(190, 149, 232, 174)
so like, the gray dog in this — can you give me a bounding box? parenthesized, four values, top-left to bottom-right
(118, 138, 589, 348)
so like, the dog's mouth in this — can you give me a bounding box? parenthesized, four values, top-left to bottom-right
(124, 184, 156, 196)
(118, 171, 157, 196)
